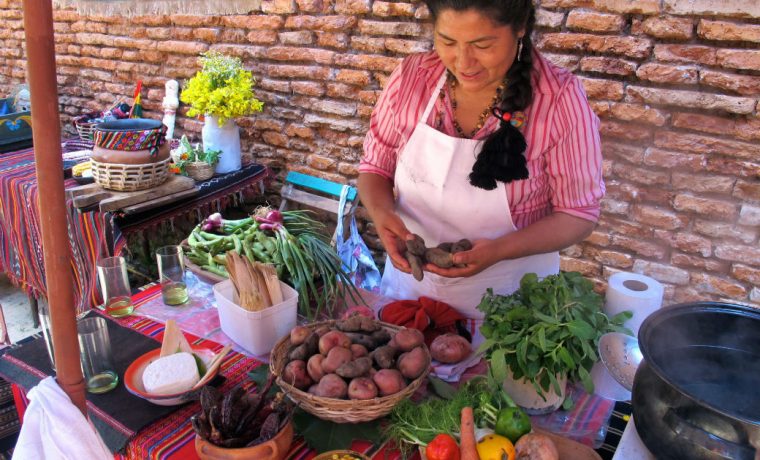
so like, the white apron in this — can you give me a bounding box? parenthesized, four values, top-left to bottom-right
(380, 73, 559, 345)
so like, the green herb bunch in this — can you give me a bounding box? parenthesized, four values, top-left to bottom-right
(477, 272, 632, 401)
(174, 135, 221, 174)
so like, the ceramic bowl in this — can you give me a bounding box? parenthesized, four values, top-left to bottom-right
(195, 419, 294, 460)
(124, 346, 219, 406)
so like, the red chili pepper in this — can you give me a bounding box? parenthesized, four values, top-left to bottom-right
(426, 433, 461, 460)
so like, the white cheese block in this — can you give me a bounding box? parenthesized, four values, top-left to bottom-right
(142, 352, 200, 395)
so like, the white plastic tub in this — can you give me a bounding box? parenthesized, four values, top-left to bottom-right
(213, 279, 298, 356)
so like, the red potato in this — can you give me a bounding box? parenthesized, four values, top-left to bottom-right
(351, 343, 369, 358)
(289, 325, 311, 345)
(321, 346, 353, 374)
(430, 333, 472, 364)
(315, 325, 332, 337)
(318, 330, 352, 355)
(397, 346, 430, 380)
(307, 354, 326, 382)
(314, 373, 348, 399)
(515, 433, 559, 460)
(282, 360, 312, 390)
(392, 328, 425, 352)
(348, 377, 379, 400)
(372, 369, 406, 396)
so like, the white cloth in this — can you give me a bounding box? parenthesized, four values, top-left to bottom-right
(13, 377, 111, 460)
(381, 72, 560, 348)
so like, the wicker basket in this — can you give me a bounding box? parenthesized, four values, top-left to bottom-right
(270, 319, 431, 423)
(74, 118, 98, 141)
(186, 162, 215, 181)
(91, 157, 170, 191)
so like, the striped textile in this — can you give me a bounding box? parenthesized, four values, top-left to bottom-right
(0, 147, 112, 315)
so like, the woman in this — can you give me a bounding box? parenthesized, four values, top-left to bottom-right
(358, 0, 604, 340)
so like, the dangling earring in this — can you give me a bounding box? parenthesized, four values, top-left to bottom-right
(517, 37, 523, 62)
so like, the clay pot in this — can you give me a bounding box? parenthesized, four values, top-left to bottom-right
(92, 143, 170, 164)
(194, 419, 294, 460)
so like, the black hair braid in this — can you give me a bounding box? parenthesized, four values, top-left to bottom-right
(469, 11, 536, 190)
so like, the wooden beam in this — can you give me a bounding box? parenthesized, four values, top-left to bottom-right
(23, 0, 87, 415)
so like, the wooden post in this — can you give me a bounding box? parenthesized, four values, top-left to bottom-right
(22, 0, 87, 415)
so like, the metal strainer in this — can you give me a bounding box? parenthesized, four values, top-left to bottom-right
(598, 332, 643, 391)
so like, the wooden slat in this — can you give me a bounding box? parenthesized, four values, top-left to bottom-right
(285, 171, 357, 202)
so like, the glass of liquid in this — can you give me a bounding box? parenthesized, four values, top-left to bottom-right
(77, 316, 119, 394)
(96, 256, 135, 317)
(156, 245, 189, 306)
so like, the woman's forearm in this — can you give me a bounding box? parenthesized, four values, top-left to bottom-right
(357, 172, 395, 222)
(495, 212, 596, 260)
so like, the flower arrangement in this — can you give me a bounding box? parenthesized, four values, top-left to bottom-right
(180, 52, 264, 125)
(170, 135, 222, 175)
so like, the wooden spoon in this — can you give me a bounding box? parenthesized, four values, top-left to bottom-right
(192, 344, 232, 390)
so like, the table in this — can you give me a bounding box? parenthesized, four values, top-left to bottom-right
(0, 142, 271, 318)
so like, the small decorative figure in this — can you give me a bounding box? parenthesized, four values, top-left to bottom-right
(162, 79, 179, 140)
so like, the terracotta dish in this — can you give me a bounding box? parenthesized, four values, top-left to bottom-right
(195, 419, 294, 460)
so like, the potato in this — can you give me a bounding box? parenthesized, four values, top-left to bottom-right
(393, 328, 425, 352)
(345, 332, 376, 350)
(288, 332, 319, 361)
(315, 325, 332, 337)
(348, 377, 379, 400)
(336, 314, 365, 332)
(351, 343, 369, 358)
(450, 239, 473, 253)
(336, 357, 372, 379)
(437, 241, 453, 252)
(289, 325, 311, 345)
(314, 373, 348, 399)
(397, 346, 429, 380)
(370, 329, 392, 346)
(406, 233, 426, 256)
(515, 433, 559, 460)
(321, 346, 353, 374)
(430, 333, 472, 364)
(372, 369, 406, 396)
(424, 247, 453, 268)
(372, 345, 398, 369)
(307, 354, 326, 382)
(407, 253, 424, 281)
(318, 330, 351, 355)
(282, 360, 312, 390)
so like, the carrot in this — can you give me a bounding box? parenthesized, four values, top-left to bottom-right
(460, 406, 479, 460)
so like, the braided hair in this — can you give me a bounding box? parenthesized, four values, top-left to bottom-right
(424, 0, 536, 190)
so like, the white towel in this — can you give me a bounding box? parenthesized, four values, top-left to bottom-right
(13, 377, 111, 460)
(430, 352, 483, 382)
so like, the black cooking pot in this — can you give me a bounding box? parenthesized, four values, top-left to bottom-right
(632, 302, 760, 460)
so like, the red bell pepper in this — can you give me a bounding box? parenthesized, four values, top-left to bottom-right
(425, 433, 461, 460)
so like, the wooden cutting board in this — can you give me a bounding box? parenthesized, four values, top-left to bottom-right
(67, 175, 197, 213)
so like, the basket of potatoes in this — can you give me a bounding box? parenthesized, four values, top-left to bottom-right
(270, 315, 431, 423)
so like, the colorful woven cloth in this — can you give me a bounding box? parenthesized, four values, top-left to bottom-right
(94, 125, 167, 156)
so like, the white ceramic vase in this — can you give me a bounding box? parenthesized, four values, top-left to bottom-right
(502, 369, 568, 415)
(202, 115, 241, 174)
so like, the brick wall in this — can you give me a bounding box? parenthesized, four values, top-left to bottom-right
(0, 0, 758, 306)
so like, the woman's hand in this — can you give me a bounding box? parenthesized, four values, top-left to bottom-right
(372, 209, 412, 273)
(424, 238, 501, 278)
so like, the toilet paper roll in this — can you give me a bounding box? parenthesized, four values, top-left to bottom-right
(605, 272, 664, 336)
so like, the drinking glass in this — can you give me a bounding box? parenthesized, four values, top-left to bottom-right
(156, 245, 189, 305)
(96, 256, 135, 317)
(77, 316, 119, 394)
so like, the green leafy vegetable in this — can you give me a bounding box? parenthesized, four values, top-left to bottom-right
(292, 409, 382, 453)
(477, 272, 632, 401)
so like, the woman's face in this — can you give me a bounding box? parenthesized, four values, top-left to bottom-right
(434, 8, 523, 94)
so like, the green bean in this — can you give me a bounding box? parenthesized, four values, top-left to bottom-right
(203, 264, 228, 276)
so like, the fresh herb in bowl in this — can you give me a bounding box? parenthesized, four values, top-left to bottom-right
(477, 272, 632, 405)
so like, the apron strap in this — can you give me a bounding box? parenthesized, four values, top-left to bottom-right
(419, 73, 447, 124)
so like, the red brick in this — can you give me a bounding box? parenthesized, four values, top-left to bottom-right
(694, 219, 758, 244)
(278, 31, 314, 45)
(336, 69, 371, 86)
(611, 163, 669, 185)
(261, 0, 297, 14)
(600, 198, 630, 215)
(303, 113, 365, 132)
(732, 264, 760, 286)
(266, 46, 335, 64)
(580, 57, 636, 76)
(580, 77, 624, 100)
(253, 118, 286, 131)
(591, 101, 611, 117)
(690, 273, 747, 298)
(654, 131, 757, 160)
(600, 120, 652, 141)
(672, 253, 727, 273)
(654, 44, 716, 65)
(664, 0, 760, 18)
(733, 180, 760, 202)
(156, 41, 208, 54)
(285, 124, 315, 138)
(170, 28, 195, 41)
(610, 103, 667, 126)
(735, 116, 760, 142)
(263, 64, 330, 79)
(536, 9, 565, 29)
(317, 32, 350, 50)
(698, 20, 760, 43)
(560, 257, 601, 277)
(739, 205, 760, 226)
(372, 1, 416, 17)
(671, 112, 737, 137)
(562, 244, 583, 258)
(636, 63, 698, 84)
(307, 154, 337, 170)
(595, 0, 660, 14)
(222, 15, 283, 30)
(338, 162, 360, 176)
(635, 205, 687, 230)
(595, 250, 634, 268)
(641, 16, 693, 40)
(285, 15, 357, 32)
(626, 86, 755, 114)
(246, 30, 278, 45)
(172, 16, 220, 27)
(295, 0, 327, 13)
(700, 70, 760, 96)
(541, 0, 594, 8)
(716, 49, 760, 72)
(358, 20, 424, 37)
(326, 82, 360, 99)
(611, 235, 667, 259)
(540, 33, 652, 59)
(385, 39, 431, 54)
(704, 157, 758, 179)
(335, 0, 370, 14)
(262, 130, 289, 147)
(566, 10, 624, 33)
(672, 172, 735, 194)
(586, 230, 611, 247)
(291, 81, 325, 96)
(659, 230, 713, 257)
(673, 194, 738, 220)
(633, 260, 691, 285)
(542, 53, 580, 71)
(192, 28, 222, 42)
(334, 54, 401, 73)
(603, 141, 645, 162)
(350, 36, 386, 53)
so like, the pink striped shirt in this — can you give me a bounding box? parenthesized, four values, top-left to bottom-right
(361, 51, 605, 229)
